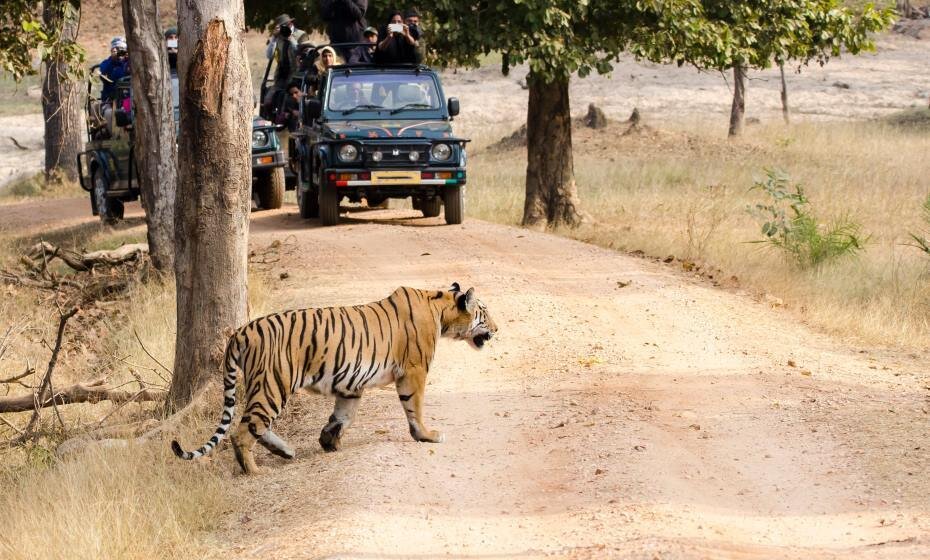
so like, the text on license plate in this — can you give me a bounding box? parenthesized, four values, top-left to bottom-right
(371, 171, 420, 184)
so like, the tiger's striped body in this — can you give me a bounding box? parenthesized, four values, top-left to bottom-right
(172, 284, 496, 474)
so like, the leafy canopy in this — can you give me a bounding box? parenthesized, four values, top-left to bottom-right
(0, 0, 85, 81)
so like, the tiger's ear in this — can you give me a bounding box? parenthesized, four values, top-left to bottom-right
(464, 287, 476, 312)
(450, 282, 461, 293)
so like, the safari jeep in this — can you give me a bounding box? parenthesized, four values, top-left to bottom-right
(76, 67, 289, 223)
(295, 61, 468, 226)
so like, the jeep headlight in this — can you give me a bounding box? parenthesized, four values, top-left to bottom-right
(431, 143, 452, 161)
(338, 143, 359, 162)
(251, 130, 268, 148)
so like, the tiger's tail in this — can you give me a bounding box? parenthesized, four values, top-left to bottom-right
(171, 335, 242, 461)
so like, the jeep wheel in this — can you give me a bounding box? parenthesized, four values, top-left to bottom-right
(92, 168, 124, 224)
(319, 182, 340, 226)
(443, 185, 464, 225)
(297, 186, 319, 219)
(419, 196, 442, 218)
(255, 168, 285, 210)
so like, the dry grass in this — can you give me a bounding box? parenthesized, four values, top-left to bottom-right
(468, 113, 930, 349)
(0, 443, 226, 560)
(0, 171, 85, 203)
(0, 221, 277, 559)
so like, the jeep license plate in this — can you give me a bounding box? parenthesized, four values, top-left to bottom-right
(371, 171, 420, 185)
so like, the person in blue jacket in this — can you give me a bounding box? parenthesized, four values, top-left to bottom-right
(99, 36, 130, 103)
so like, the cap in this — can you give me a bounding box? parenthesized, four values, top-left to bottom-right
(273, 14, 293, 27)
(164, 26, 178, 38)
(110, 36, 127, 50)
(363, 26, 378, 37)
(403, 8, 420, 18)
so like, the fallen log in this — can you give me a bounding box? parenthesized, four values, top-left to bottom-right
(0, 378, 164, 413)
(24, 242, 149, 272)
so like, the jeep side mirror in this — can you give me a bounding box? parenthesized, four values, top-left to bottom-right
(115, 109, 132, 128)
(304, 98, 322, 124)
(447, 97, 460, 117)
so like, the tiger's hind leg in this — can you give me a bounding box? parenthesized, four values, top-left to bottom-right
(258, 429, 295, 459)
(319, 393, 362, 452)
(231, 407, 279, 475)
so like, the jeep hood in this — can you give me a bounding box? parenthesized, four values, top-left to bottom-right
(323, 120, 453, 140)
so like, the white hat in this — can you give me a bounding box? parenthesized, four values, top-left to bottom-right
(111, 36, 128, 50)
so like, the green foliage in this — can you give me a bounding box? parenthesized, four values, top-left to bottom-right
(749, 169, 867, 268)
(0, 0, 85, 82)
(907, 193, 930, 257)
(629, 1, 895, 74)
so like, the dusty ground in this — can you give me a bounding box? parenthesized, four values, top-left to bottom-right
(236, 207, 929, 559)
(1, 198, 929, 558)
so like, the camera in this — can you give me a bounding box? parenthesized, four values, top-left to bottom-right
(279, 23, 292, 38)
(407, 24, 420, 40)
(116, 49, 128, 58)
(388, 23, 404, 35)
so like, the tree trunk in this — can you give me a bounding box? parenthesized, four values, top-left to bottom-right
(779, 62, 789, 125)
(522, 71, 583, 230)
(41, 1, 82, 181)
(897, 0, 915, 17)
(121, 0, 177, 272)
(169, 2, 252, 409)
(728, 64, 746, 137)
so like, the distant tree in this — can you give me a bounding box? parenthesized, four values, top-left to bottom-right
(1, 1, 86, 180)
(634, 1, 894, 137)
(121, 0, 177, 272)
(169, 0, 252, 408)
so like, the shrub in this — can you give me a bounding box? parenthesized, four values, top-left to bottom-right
(749, 168, 867, 268)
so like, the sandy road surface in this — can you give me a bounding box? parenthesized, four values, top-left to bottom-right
(154, 206, 930, 559)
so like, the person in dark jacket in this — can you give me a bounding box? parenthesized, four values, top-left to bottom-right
(320, 0, 368, 61)
(348, 26, 378, 64)
(374, 11, 422, 65)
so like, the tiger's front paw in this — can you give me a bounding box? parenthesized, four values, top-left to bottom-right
(411, 428, 444, 443)
(319, 424, 343, 452)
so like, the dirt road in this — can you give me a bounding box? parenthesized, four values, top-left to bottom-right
(152, 206, 930, 559)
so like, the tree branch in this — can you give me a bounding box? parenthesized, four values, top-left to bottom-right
(0, 378, 165, 414)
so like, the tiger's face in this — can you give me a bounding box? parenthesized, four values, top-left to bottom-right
(444, 284, 498, 350)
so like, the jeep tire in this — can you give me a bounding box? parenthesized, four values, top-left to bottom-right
(320, 181, 340, 226)
(419, 196, 442, 218)
(297, 186, 319, 219)
(443, 185, 464, 225)
(92, 168, 124, 224)
(255, 167, 285, 210)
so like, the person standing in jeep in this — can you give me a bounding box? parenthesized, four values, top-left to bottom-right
(263, 14, 306, 113)
(320, 0, 368, 61)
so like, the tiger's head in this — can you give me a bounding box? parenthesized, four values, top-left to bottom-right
(442, 282, 498, 350)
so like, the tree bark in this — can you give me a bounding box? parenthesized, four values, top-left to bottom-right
(121, 0, 177, 272)
(41, 1, 82, 181)
(779, 62, 789, 125)
(169, 2, 252, 409)
(728, 64, 746, 138)
(522, 71, 583, 230)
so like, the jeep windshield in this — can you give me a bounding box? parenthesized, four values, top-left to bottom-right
(327, 72, 442, 116)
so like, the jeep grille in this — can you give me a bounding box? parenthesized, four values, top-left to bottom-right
(365, 144, 429, 166)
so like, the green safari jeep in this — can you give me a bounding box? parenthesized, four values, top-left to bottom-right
(294, 60, 468, 226)
(76, 69, 289, 222)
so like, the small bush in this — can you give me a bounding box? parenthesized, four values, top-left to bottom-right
(749, 168, 867, 268)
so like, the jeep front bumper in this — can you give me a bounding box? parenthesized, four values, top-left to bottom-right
(324, 168, 466, 188)
(252, 150, 286, 172)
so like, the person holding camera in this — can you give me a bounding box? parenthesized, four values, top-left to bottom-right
(375, 11, 422, 65)
(99, 36, 130, 103)
(263, 14, 306, 117)
(164, 26, 178, 74)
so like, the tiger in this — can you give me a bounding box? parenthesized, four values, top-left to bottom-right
(171, 283, 497, 474)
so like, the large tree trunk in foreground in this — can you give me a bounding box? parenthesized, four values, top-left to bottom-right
(522, 71, 583, 230)
(169, 1, 252, 409)
(728, 64, 746, 138)
(122, 0, 177, 272)
(41, 1, 82, 181)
